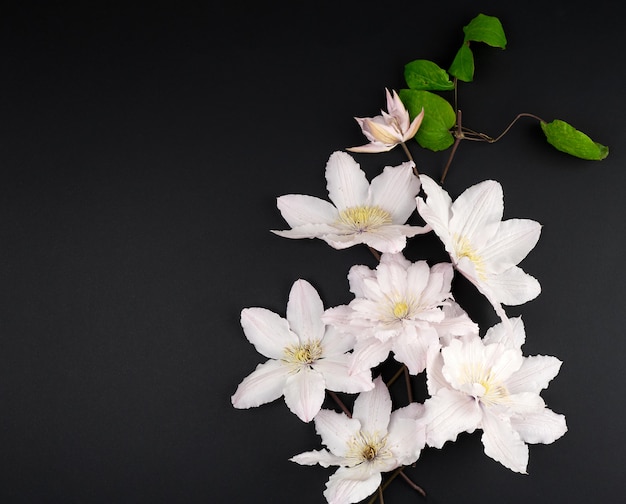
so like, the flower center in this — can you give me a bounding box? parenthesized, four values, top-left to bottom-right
(283, 340, 323, 366)
(454, 235, 487, 280)
(337, 205, 392, 233)
(346, 431, 391, 465)
(461, 364, 509, 406)
(392, 301, 410, 319)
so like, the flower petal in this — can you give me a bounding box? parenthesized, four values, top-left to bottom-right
(449, 179, 503, 248)
(231, 359, 288, 409)
(481, 410, 529, 473)
(352, 377, 392, 434)
(481, 218, 542, 274)
(424, 388, 482, 448)
(314, 409, 362, 457)
(484, 266, 541, 306)
(290, 448, 345, 468)
(324, 466, 382, 504)
(240, 307, 298, 359)
(350, 337, 393, 374)
(416, 175, 453, 247)
(510, 408, 567, 444)
(505, 355, 563, 394)
(369, 163, 420, 224)
(325, 151, 369, 210)
(313, 355, 374, 393)
(286, 279, 325, 343)
(392, 325, 439, 375)
(275, 194, 338, 227)
(283, 367, 326, 422)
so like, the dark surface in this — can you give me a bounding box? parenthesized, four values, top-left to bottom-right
(0, 1, 624, 502)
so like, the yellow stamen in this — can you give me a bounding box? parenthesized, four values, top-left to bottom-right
(392, 301, 410, 319)
(337, 206, 392, 233)
(454, 235, 487, 280)
(283, 340, 323, 366)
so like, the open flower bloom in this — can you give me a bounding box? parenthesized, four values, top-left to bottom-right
(416, 174, 541, 321)
(423, 317, 567, 473)
(273, 151, 429, 253)
(231, 279, 374, 423)
(323, 253, 478, 375)
(291, 377, 425, 504)
(347, 88, 424, 153)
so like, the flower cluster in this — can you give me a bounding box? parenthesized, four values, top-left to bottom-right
(232, 90, 567, 503)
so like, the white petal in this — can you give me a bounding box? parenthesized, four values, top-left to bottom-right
(286, 279, 325, 343)
(314, 409, 362, 457)
(283, 367, 326, 422)
(350, 338, 393, 374)
(480, 219, 542, 274)
(392, 325, 439, 375)
(240, 307, 298, 359)
(325, 151, 370, 210)
(510, 408, 567, 444)
(417, 175, 453, 248)
(386, 414, 425, 465)
(320, 324, 356, 355)
(449, 180, 503, 248)
(324, 466, 382, 504)
(481, 410, 529, 473)
(359, 224, 429, 254)
(375, 261, 408, 299)
(313, 355, 374, 393)
(425, 388, 482, 448)
(347, 264, 376, 297)
(271, 223, 338, 240)
(505, 355, 563, 394)
(290, 449, 345, 468)
(483, 316, 526, 349)
(425, 344, 447, 395)
(275, 194, 338, 227)
(231, 359, 288, 409)
(352, 377, 392, 434)
(369, 163, 420, 224)
(484, 266, 541, 306)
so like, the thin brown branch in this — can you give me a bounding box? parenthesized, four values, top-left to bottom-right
(398, 469, 427, 497)
(400, 142, 418, 176)
(327, 391, 351, 418)
(404, 366, 413, 404)
(440, 109, 464, 185)
(386, 364, 407, 388)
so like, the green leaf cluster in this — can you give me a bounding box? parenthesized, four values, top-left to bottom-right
(396, 13, 607, 162)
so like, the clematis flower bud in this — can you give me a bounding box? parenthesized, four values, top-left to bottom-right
(348, 88, 424, 153)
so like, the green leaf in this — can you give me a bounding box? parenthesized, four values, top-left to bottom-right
(463, 13, 507, 48)
(399, 89, 456, 151)
(540, 119, 608, 160)
(404, 59, 455, 91)
(448, 44, 475, 82)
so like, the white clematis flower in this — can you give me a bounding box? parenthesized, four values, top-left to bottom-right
(347, 88, 424, 153)
(231, 279, 374, 423)
(291, 377, 426, 504)
(272, 151, 429, 254)
(423, 317, 567, 473)
(323, 253, 478, 375)
(416, 174, 542, 320)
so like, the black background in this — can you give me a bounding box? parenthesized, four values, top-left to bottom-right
(1, 1, 624, 503)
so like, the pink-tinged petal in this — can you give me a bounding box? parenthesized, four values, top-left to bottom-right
(369, 163, 420, 224)
(425, 344, 447, 395)
(313, 356, 374, 393)
(346, 141, 395, 153)
(481, 410, 529, 474)
(502, 392, 546, 414)
(483, 316, 526, 349)
(290, 448, 345, 468)
(510, 408, 567, 444)
(359, 224, 429, 254)
(386, 415, 425, 465)
(324, 466, 382, 504)
(275, 194, 338, 227)
(271, 223, 339, 240)
(363, 118, 404, 144)
(286, 279, 325, 343)
(505, 355, 563, 394)
(416, 175, 453, 246)
(352, 377, 392, 434)
(484, 266, 541, 306)
(320, 232, 364, 250)
(325, 151, 370, 210)
(434, 302, 479, 343)
(350, 338, 393, 374)
(320, 324, 356, 355)
(387, 89, 409, 129)
(408, 260, 441, 303)
(314, 409, 362, 457)
(347, 264, 376, 297)
(379, 251, 412, 269)
(480, 218, 542, 274)
(449, 180, 503, 248)
(321, 306, 355, 335)
(231, 359, 288, 409)
(424, 388, 482, 448)
(240, 307, 299, 359)
(283, 367, 326, 422)
(375, 261, 409, 299)
(392, 325, 439, 375)
(404, 107, 425, 140)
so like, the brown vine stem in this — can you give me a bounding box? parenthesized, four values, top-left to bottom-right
(386, 364, 407, 388)
(404, 366, 413, 404)
(440, 109, 464, 184)
(368, 246, 381, 261)
(366, 467, 426, 504)
(327, 390, 351, 418)
(400, 142, 418, 176)
(398, 469, 426, 497)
